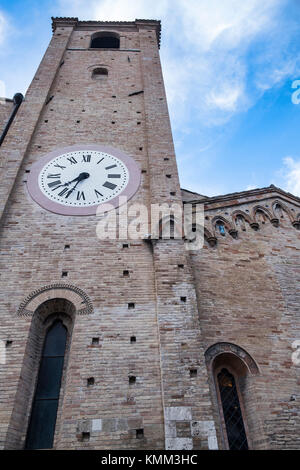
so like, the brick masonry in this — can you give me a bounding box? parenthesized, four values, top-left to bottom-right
(0, 17, 299, 450)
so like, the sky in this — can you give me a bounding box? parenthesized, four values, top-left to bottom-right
(0, 0, 300, 197)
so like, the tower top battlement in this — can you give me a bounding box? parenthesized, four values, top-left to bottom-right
(51, 17, 162, 48)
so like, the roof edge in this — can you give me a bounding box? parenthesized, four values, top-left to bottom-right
(51, 17, 161, 47)
(182, 184, 300, 206)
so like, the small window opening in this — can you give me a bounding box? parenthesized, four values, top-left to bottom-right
(130, 336, 136, 343)
(82, 432, 90, 442)
(62, 271, 68, 278)
(128, 303, 135, 309)
(92, 68, 108, 80)
(123, 270, 129, 277)
(136, 429, 144, 439)
(123, 243, 129, 249)
(64, 245, 70, 250)
(129, 376, 136, 384)
(181, 297, 187, 303)
(190, 368, 197, 377)
(92, 338, 99, 345)
(6, 340, 13, 348)
(87, 377, 95, 387)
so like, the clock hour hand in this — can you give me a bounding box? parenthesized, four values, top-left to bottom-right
(65, 172, 90, 198)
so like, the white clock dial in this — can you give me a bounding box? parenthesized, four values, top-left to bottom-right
(38, 150, 129, 207)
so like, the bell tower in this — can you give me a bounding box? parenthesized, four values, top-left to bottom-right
(0, 17, 216, 450)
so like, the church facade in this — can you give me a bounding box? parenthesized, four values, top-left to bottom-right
(0, 17, 299, 450)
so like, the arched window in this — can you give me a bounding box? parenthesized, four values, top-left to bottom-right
(205, 344, 261, 450)
(90, 32, 120, 49)
(217, 368, 248, 450)
(92, 67, 108, 80)
(25, 320, 67, 449)
(216, 221, 226, 236)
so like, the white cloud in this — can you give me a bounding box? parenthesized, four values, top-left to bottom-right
(280, 156, 300, 196)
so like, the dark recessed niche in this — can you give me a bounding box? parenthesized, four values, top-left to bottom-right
(123, 243, 129, 249)
(139, 147, 143, 151)
(82, 432, 90, 442)
(123, 270, 129, 277)
(130, 336, 136, 343)
(142, 170, 147, 174)
(136, 429, 144, 439)
(181, 297, 187, 303)
(128, 303, 135, 309)
(44, 120, 48, 123)
(6, 340, 13, 348)
(129, 376, 136, 384)
(87, 377, 95, 386)
(164, 157, 169, 161)
(178, 264, 184, 269)
(170, 192, 176, 196)
(76, 120, 80, 123)
(190, 369, 197, 377)
(92, 338, 99, 345)
(64, 245, 70, 250)
(25, 170, 30, 174)
(62, 271, 68, 278)
(166, 175, 171, 178)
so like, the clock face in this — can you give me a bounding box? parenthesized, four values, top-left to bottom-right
(27, 145, 141, 215)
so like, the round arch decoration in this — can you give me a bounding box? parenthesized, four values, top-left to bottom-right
(17, 283, 93, 317)
(205, 342, 260, 375)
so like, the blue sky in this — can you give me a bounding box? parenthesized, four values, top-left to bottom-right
(1, 0, 300, 197)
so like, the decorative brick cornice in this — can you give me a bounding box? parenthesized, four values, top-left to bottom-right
(51, 17, 78, 31)
(183, 185, 300, 208)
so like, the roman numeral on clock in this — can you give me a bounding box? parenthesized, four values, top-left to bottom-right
(48, 180, 62, 188)
(77, 191, 85, 200)
(82, 155, 91, 162)
(47, 173, 61, 179)
(103, 181, 117, 190)
(67, 157, 78, 165)
(54, 164, 66, 170)
(95, 189, 103, 198)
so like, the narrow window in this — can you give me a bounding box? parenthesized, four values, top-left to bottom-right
(217, 368, 248, 450)
(25, 320, 67, 449)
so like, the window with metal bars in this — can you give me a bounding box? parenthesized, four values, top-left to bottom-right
(217, 368, 248, 450)
(25, 320, 67, 449)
